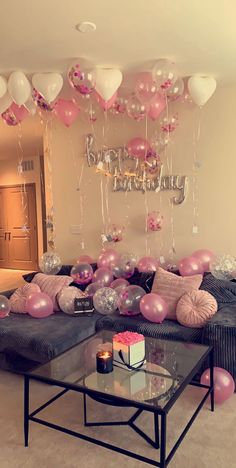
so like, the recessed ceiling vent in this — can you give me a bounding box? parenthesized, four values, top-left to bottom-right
(21, 160, 34, 172)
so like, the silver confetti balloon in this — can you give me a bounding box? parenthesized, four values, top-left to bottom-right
(210, 254, 236, 280)
(57, 286, 85, 315)
(39, 251, 62, 275)
(93, 287, 118, 315)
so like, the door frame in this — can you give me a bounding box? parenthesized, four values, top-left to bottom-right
(0, 183, 40, 270)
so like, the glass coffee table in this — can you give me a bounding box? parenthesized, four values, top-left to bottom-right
(24, 330, 214, 468)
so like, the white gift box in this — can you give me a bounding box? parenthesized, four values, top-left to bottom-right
(113, 332, 145, 371)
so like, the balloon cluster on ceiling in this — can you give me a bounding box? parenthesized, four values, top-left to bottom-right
(0, 59, 217, 128)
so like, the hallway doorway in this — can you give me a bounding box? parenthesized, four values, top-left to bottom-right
(0, 184, 38, 270)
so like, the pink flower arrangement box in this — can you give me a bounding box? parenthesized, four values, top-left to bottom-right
(113, 331, 145, 370)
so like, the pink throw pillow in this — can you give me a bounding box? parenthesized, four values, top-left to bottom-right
(32, 273, 72, 311)
(10, 283, 41, 314)
(176, 290, 217, 328)
(151, 267, 203, 320)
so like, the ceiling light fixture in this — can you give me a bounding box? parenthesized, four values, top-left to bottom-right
(75, 21, 96, 33)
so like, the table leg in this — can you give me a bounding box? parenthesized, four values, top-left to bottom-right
(154, 412, 159, 449)
(210, 349, 214, 412)
(24, 376, 29, 447)
(83, 393, 88, 426)
(160, 414, 167, 468)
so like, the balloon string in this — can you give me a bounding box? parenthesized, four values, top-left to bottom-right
(144, 114, 149, 255)
(17, 124, 29, 235)
(192, 107, 202, 230)
(45, 119, 55, 251)
(100, 174, 106, 237)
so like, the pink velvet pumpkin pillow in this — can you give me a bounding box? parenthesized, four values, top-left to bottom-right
(32, 273, 73, 311)
(151, 267, 203, 320)
(176, 290, 217, 328)
(10, 283, 41, 314)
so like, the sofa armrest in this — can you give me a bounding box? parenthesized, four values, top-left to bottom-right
(202, 305, 236, 385)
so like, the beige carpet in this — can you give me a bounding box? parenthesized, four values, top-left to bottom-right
(0, 370, 235, 468)
(0, 269, 32, 292)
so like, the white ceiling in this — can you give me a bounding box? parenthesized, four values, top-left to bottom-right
(0, 0, 235, 83)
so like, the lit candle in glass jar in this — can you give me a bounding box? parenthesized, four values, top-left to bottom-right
(96, 350, 113, 374)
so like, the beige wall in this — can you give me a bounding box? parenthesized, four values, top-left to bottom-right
(46, 84, 236, 265)
(0, 155, 44, 259)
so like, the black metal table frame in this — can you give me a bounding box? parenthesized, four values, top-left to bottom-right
(24, 347, 214, 468)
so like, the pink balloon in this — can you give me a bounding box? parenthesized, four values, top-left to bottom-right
(92, 267, 113, 287)
(97, 249, 120, 269)
(95, 91, 118, 110)
(2, 102, 29, 126)
(54, 99, 80, 127)
(200, 367, 235, 404)
(135, 72, 158, 106)
(127, 137, 151, 161)
(77, 255, 94, 264)
(85, 282, 101, 297)
(140, 293, 168, 323)
(26, 292, 54, 318)
(110, 278, 129, 290)
(148, 93, 166, 121)
(137, 256, 158, 273)
(192, 249, 215, 272)
(178, 256, 204, 276)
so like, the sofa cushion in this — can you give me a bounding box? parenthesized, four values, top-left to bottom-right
(0, 311, 101, 364)
(176, 290, 217, 328)
(200, 273, 236, 305)
(9, 283, 41, 314)
(32, 273, 72, 311)
(96, 311, 203, 343)
(151, 267, 203, 320)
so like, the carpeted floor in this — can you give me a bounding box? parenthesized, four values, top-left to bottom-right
(0, 370, 235, 468)
(0, 269, 32, 292)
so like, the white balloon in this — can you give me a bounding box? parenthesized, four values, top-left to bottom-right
(0, 76, 7, 98)
(0, 92, 12, 114)
(188, 76, 217, 106)
(93, 68, 123, 101)
(32, 73, 63, 103)
(8, 71, 31, 105)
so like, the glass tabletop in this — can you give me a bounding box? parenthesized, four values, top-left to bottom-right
(29, 330, 210, 411)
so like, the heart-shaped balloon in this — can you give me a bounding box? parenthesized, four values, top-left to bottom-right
(8, 71, 31, 106)
(188, 76, 217, 106)
(32, 73, 63, 103)
(93, 68, 123, 101)
(0, 76, 7, 99)
(0, 92, 13, 114)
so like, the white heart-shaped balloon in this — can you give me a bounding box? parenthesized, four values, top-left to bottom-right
(32, 73, 63, 103)
(188, 76, 217, 106)
(0, 76, 7, 99)
(93, 68, 123, 101)
(0, 92, 12, 114)
(8, 71, 31, 105)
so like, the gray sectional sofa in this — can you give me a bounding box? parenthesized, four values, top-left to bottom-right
(0, 268, 236, 386)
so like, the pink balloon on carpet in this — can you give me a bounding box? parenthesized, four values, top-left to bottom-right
(127, 137, 151, 160)
(26, 292, 54, 318)
(178, 256, 204, 276)
(148, 93, 166, 121)
(95, 91, 118, 110)
(192, 249, 215, 272)
(77, 255, 94, 264)
(200, 367, 235, 404)
(97, 249, 120, 269)
(137, 256, 158, 273)
(140, 293, 168, 323)
(92, 267, 113, 287)
(54, 99, 80, 127)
